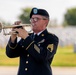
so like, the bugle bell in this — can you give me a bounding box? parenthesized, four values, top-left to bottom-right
(0, 23, 32, 35)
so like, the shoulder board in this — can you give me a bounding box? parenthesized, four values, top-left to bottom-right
(48, 32, 55, 36)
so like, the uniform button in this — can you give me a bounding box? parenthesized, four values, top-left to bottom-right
(27, 54, 29, 57)
(22, 46, 24, 48)
(25, 68, 28, 71)
(38, 44, 40, 46)
(26, 61, 28, 64)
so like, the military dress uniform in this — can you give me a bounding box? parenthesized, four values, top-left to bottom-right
(6, 29, 59, 75)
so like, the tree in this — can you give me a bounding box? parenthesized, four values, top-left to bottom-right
(18, 7, 32, 24)
(64, 7, 76, 26)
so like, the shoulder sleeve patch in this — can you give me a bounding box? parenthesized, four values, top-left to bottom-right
(47, 44, 54, 52)
(48, 32, 54, 36)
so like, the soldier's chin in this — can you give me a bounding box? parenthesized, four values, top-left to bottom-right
(32, 28, 37, 32)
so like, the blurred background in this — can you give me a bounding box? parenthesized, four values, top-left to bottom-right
(0, 0, 76, 75)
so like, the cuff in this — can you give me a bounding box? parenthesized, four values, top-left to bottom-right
(8, 37, 17, 49)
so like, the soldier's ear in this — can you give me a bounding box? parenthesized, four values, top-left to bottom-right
(44, 20, 49, 27)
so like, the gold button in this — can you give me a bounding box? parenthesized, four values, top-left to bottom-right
(25, 68, 28, 71)
(41, 34, 44, 36)
(27, 54, 29, 57)
(26, 61, 28, 64)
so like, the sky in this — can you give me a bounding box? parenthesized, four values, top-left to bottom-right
(0, 0, 76, 25)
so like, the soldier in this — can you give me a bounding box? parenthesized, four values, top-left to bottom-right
(6, 7, 59, 75)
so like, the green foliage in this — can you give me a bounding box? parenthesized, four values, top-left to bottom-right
(64, 7, 76, 26)
(18, 7, 32, 24)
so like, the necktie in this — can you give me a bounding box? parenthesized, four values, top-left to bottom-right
(34, 34, 38, 41)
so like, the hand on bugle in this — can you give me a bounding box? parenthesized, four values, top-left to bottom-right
(10, 21, 29, 43)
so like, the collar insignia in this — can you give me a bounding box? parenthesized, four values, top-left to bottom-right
(41, 34, 44, 36)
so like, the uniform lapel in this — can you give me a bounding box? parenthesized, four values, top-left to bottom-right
(37, 29, 48, 43)
(30, 29, 48, 43)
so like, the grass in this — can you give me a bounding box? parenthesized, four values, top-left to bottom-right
(0, 48, 19, 66)
(52, 45, 76, 67)
(0, 45, 76, 66)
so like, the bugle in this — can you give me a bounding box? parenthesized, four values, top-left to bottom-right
(0, 23, 32, 35)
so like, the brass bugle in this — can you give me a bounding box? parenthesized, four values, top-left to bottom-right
(2, 24, 31, 29)
(0, 23, 31, 35)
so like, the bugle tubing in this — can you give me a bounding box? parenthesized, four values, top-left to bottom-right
(0, 23, 31, 35)
(3, 24, 31, 29)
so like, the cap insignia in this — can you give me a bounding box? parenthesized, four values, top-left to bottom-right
(33, 8, 38, 14)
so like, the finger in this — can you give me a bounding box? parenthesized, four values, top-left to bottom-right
(14, 21, 21, 25)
